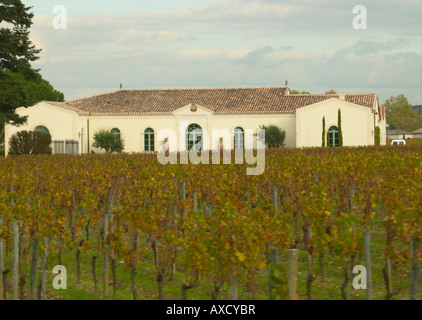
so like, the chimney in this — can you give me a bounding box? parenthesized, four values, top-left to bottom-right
(120, 83, 123, 90)
(285, 80, 288, 87)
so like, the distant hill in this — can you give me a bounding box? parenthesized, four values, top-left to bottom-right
(413, 105, 422, 115)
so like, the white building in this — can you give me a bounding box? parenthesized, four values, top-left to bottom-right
(4, 85, 387, 154)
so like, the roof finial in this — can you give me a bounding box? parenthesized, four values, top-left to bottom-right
(285, 80, 288, 87)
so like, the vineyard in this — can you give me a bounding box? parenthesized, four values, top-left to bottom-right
(0, 145, 421, 300)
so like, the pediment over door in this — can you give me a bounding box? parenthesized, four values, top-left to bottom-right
(172, 103, 215, 116)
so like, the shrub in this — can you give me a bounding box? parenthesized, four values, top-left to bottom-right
(93, 128, 125, 153)
(258, 125, 286, 148)
(8, 130, 52, 155)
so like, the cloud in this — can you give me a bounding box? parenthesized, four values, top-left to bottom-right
(329, 37, 414, 63)
(22, 0, 422, 105)
(234, 46, 274, 65)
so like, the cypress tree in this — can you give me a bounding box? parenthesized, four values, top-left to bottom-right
(322, 116, 325, 147)
(338, 109, 343, 146)
(375, 127, 380, 145)
(327, 126, 330, 147)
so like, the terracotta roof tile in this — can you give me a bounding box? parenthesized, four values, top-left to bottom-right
(48, 88, 377, 116)
(44, 101, 90, 115)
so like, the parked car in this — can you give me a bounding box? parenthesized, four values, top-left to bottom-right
(391, 139, 406, 146)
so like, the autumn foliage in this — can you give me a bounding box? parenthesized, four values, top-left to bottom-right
(0, 145, 420, 299)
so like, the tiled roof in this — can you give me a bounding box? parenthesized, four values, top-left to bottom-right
(388, 130, 411, 135)
(44, 101, 90, 115)
(45, 87, 377, 116)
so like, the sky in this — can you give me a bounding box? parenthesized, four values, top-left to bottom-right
(21, 0, 422, 105)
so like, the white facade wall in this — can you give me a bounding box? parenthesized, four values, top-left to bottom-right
(5, 102, 81, 155)
(87, 109, 296, 153)
(378, 112, 387, 146)
(296, 98, 376, 148)
(5, 98, 385, 154)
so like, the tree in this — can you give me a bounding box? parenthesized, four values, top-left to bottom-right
(93, 129, 125, 153)
(258, 125, 286, 148)
(1, 1, 40, 124)
(375, 127, 380, 146)
(385, 94, 419, 131)
(1, 1, 64, 144)
(0, 2, 64, 120)
(322, 116, 325, 147)
(338, 109, 343, 146)
(0, 1, 40, 76)
(291, 89, 311, 94)
(412, 105, 422, 115)
(0, 70, 64, 146)
(8, 130, 52, 155)
(325, 89, 337, 94)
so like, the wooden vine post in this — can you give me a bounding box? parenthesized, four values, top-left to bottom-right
(410, 236, 419, 300)
(130, 232, 138, 300)
(268, 185, 279, 300)
(103, 193, 114, 297)
(103, 208, 109, 297)
(193, 191, 198, 213)
(39, 237, 50, 300)
(306, 226, 315, 300)
(342, 181, 356, 300)
(12, 218, 19, 300)
(28, 237, 39, 299)
(288, 249, 299, 300)
(364, 228, 372, 300)
(181, 180, 186, 203)
(11, 185, 19, 300)
(109, 211, 116, 298)
(382, 201, 394, 300)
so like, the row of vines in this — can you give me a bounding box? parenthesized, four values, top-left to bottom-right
(0, 146, 421, 300)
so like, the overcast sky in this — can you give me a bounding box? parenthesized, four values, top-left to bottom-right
(22, 0, 422, 105)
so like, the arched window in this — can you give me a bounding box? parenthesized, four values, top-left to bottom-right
(186, 123, 202, 151)
(34, 126, 50, 135)
(328, 126, 339, 147)
(144, 128, 155, 152)
(234, 127, 244, 150)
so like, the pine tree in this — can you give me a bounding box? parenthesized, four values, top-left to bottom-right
(1, 1, 64, 147)
(0, 1, 42, 126)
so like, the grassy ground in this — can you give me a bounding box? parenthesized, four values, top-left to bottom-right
(30, 229, 419, 300)
(1, 200, 419, 301)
